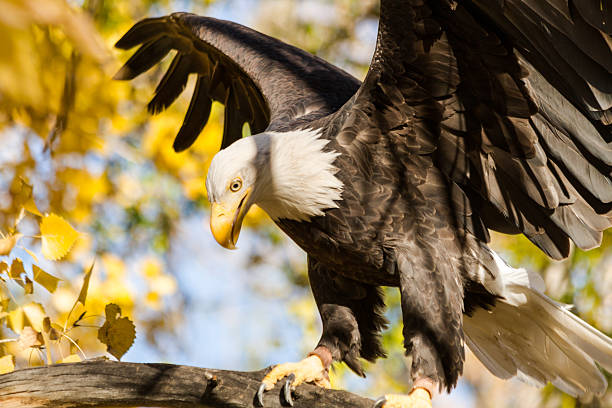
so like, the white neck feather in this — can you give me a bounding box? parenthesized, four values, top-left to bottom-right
(253, 129, 343, 221)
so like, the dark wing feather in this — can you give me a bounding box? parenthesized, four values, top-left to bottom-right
(222, 84, 246, 149)
(147, 53, 191, 114)
(330, 0, 612, 388)
(356, 0, 612, 259)
(440, 0, 612, 257)
(115, 13, 359, 151)
(114, 36, 174, 80)
(173, 76, 213, 152)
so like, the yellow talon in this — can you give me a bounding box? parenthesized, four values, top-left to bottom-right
(256, 355, 330, 406)
(261, 355, 330, 390)
(377, 389, 432, 408)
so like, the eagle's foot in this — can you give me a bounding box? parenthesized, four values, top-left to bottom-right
(373, 389, 432, 408)
(256, 354, 330, 407)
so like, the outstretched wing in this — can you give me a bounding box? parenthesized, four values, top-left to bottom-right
(338, 0, 612, 260)
(114, 13, 359, 151)
(329, 0, 611, 389)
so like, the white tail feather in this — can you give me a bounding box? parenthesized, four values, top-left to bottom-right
(465, 250, 612, 400)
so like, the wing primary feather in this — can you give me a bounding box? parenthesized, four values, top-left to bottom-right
(114, 17, 169, 50)
(532, 114, 612, 204)
(208, 60, 230, 103)
(221, 85, 247, 149)
(573, 1, 612, 35)
(173, 76, 213, 152)
(113, 37, 174, 80)
(148, 54, 192, 114)
(118, 13, 362, 157)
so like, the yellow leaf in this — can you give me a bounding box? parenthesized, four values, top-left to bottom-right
(0, 355, 15, 374)
(0, 233, 20, 256)
(57, 354, 81, 364)
(77, 262, 94, 306)
(17, 326, 43, 349)
(101, 254, 124, 279)
(23, 247, 38, 263)
(11, 178, 41, 217)
(141, 257, 162, 277)
(43, 316, 51, 332)
(40, 213, 79, 260)
(145, 291, 160, 310)
(0, 295, 9, 312)
(97, 303, 135, 361)
(32, 265, 60, 293)
(9, 258, 25, 279)
(69, 338, 82, 356)
(8, 308, 25, 333)
(50, 287, 75, 313)
(6, 0, 109, 61)
(24, 275, 33, 294)
(14, 207, 26, 228)
(57, 169, 109, 209)
(8, 258, 27, 292)
(49, 327, 60, 341)
(23, 198, 41, 218)
(23, 302, 45, 332)
(0, 261, 7, 274)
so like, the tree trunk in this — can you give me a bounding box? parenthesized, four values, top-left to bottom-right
(0, 359, 375, 408)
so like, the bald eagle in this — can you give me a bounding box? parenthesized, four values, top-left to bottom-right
(115, 1, 612, 407)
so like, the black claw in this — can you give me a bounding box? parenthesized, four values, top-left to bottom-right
(255, 382, 266, 407)
(282, 374, 295, 406)
(373, 396, 387, 408)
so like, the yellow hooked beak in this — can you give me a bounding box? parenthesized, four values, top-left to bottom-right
(210, 188, 252, 249)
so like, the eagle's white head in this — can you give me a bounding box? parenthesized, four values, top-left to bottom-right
(205, 129, 343, 249)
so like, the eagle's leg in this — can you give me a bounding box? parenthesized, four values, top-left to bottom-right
(369, 249, 463, 408)
(373, 378, 435, 408)
(256, 346, 332, 407)
(255, 257, 387, 406)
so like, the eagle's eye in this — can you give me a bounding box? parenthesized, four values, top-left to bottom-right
(230, 178, 242, 192)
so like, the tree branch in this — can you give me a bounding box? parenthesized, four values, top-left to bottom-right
(0, 359, 375, 408)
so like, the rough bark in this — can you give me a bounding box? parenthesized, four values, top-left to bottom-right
(0, 359, 375, 408)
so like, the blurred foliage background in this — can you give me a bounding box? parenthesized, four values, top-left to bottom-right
(0, 1, 610, 407)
